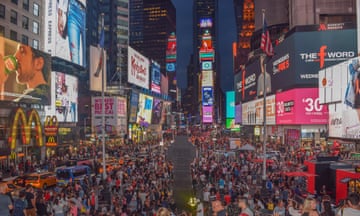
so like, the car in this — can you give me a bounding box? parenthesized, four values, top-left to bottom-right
(25, 172, 57, 189)
(0, 181, 24, 200)
(12, 175, 28, 187)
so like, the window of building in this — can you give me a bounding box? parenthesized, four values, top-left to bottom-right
(21, 34, 28, 45)
(10, 30, 17, 41)
(23, 0, 29, 11)
(0, 25, 4, 37)
(33, 3, 39, 16)
(33, 21, 39, 34)
(0, 4, 5, 19)
(32, 39, 39, 49)
(11, 0, 18, 5)
(10, 10, 17, 24)
(22, 15, 29, 29)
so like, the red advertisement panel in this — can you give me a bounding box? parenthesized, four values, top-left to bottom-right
(276, 88, 329, 124)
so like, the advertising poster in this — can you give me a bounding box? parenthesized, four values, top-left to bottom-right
(226, 91, 235, 118)
(151, 98, 163, 124)
(137, 93, 153, 125)
(92, 96, 117, 135)
(239, 58, 265, 102)
(89, 46, 107, 92)
(276, 88, 329, 125)
(202, 106, 213, 123)
(242, 95, 276, 125)
(128, 46, 150, 89)
(44, 0, 87, 67)
(45, 72, 78, 122)
(161, 73, 169, 95)
(225, 118, 240, 131)
(0, 36, 51, 105)
(268, 29, 356, 92)
(234, 72, 242, 104)
(151, 60, 161, 93)
(201, 71, 213, 87)
(202, 87, 213, 106)
(235, 103, 242, 124)
(128, 91, 139, 123)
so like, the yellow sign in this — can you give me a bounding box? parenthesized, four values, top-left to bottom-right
(8, 108, 43, 150)
(45, 136, 57, 147)
(44, 115, 58, 136)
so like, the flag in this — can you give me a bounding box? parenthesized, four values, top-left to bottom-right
(94, 28, 105, 77)
(260, 19, 274, 56)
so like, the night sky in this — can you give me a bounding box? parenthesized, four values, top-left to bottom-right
(171, 0, 236, 92)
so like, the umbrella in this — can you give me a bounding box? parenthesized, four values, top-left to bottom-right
(284, 171, 317, 177)
(238, 143, 256, 151)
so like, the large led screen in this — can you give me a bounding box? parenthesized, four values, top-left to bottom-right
(267, 29, 356, 93)
(44, 0, 87, 67)
(128, 91, 139, 123)
(151, 60, 161, 93)
(234, 72, 242, 104)
(161, 73, 169, 95)
(202, 87, 213, 106)
(0, 36, 51, 105)
(226, 91, 235, 118)
(202, 71, 213, 87)
(235, 104, 242, 124)
(276, 88, 329, 125)
(242, 95, 276, 125)
(151, 98, 163, 124)
(128, 46, 150, 89)
(45, 72, 78, 122)
(202, 106, 213, 123)
(225, 118, 240, 131)
(137, 93, 153, 125)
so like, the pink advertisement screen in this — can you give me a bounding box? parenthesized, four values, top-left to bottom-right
(276, 88, 328, 124)
(202, 106, 213, 123)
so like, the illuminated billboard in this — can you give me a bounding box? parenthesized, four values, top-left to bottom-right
(199, 18, 213, 28)
(226, 118, 240, 131)
(235, 104, 242, 124)
(267, 29, 356, 92)
(202, 71, 213, 87)
(128, 46, 150, 89)
(226, 91, 235, 118)
(92, 96, 127, 135)
(199, 30, 215, 62)
(0, 36, 51, 105)
(45, 72, 78, 122)
(151, 60, 161, 93)
(151, 98, 163, 124)
(202, 87, 213, 106)
(44, 0, 87, 67)
(137, 93, 153, 125)
(161, 73, 169, 95)
(242, 95, 276, 125)
(202, 106, 213, 123)
(276, 88, 328, 125)
(89, 46, 107, 92)
(166, 32, 176, 63)
(234, 72, 242, 104)
(128, 91, 139, 123)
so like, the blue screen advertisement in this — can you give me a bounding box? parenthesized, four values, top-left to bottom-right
(226, 91, 235, 118)
(128, 92, 139, 123)
(202, 87, 213, 106)
(151, 60, 161, 93)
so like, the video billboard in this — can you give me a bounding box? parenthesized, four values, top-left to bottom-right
(267, 29, 356, 92)
(89, 46, 107, 92)
(202, 87, 213, 106)
(0, 36, 51, 105)
(44, 0, 86, 67)
(137, 93, 153, 125)
(128, 46, 150, 89)
(225, 118, 240, 131)
(276, 88, 329, 125)
(202, 106, 213, 123)
(226, 91, 235, 118)
(128, 91, 139, 123)
(161, 73, 169, 95)
(234, 72, 242, 104)
(239, 58, 266, 102)
(151, 60, 161, 94)
(242, 95, 276, 125)
(151, 98, 163, 124)
(202, 71, 213, 87)
(235, 103, 242, 124)
(45, 72, 78, 122)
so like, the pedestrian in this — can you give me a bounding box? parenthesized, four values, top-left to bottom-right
(12, 191, 27, 216)
(238, 196, 254, 216)
(52, 198, 65, 216)
(211, 200, 226, 216)
(24, 185, 36, 216)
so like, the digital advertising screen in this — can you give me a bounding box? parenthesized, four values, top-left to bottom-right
(89, 46, 107, 92)
(202, 71, 213, 87)
(45, 71, 78, 122)
(226, 91, 235, 118)
(239, 58, 265, 102)
(151, 98, 163, 124)
(166, 32, 176, 63)
(128, 46, 150, 89)
(0, 36, 51, 105)
(202, 87, 213, 106)
(234, 72, 242, 104)
(241, 95, 276, 125)
(44, 0, 87, 67)
(225, 118, 240, 131)
(128, 91, 139, 123)
(276, 88, 329, 125)
(202, 106, 213, 123)
(235, 104, 242, 124)
(137, 93, 153, 125)
(161, 73, 169, 95)
(151, 60, 161, 93)
(267, 29, 356, 92)
(200, 18, 213, 28)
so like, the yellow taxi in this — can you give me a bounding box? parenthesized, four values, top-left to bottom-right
(25, 172, 57, 189)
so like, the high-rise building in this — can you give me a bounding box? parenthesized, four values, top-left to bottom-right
(0, 0, 43, 49)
